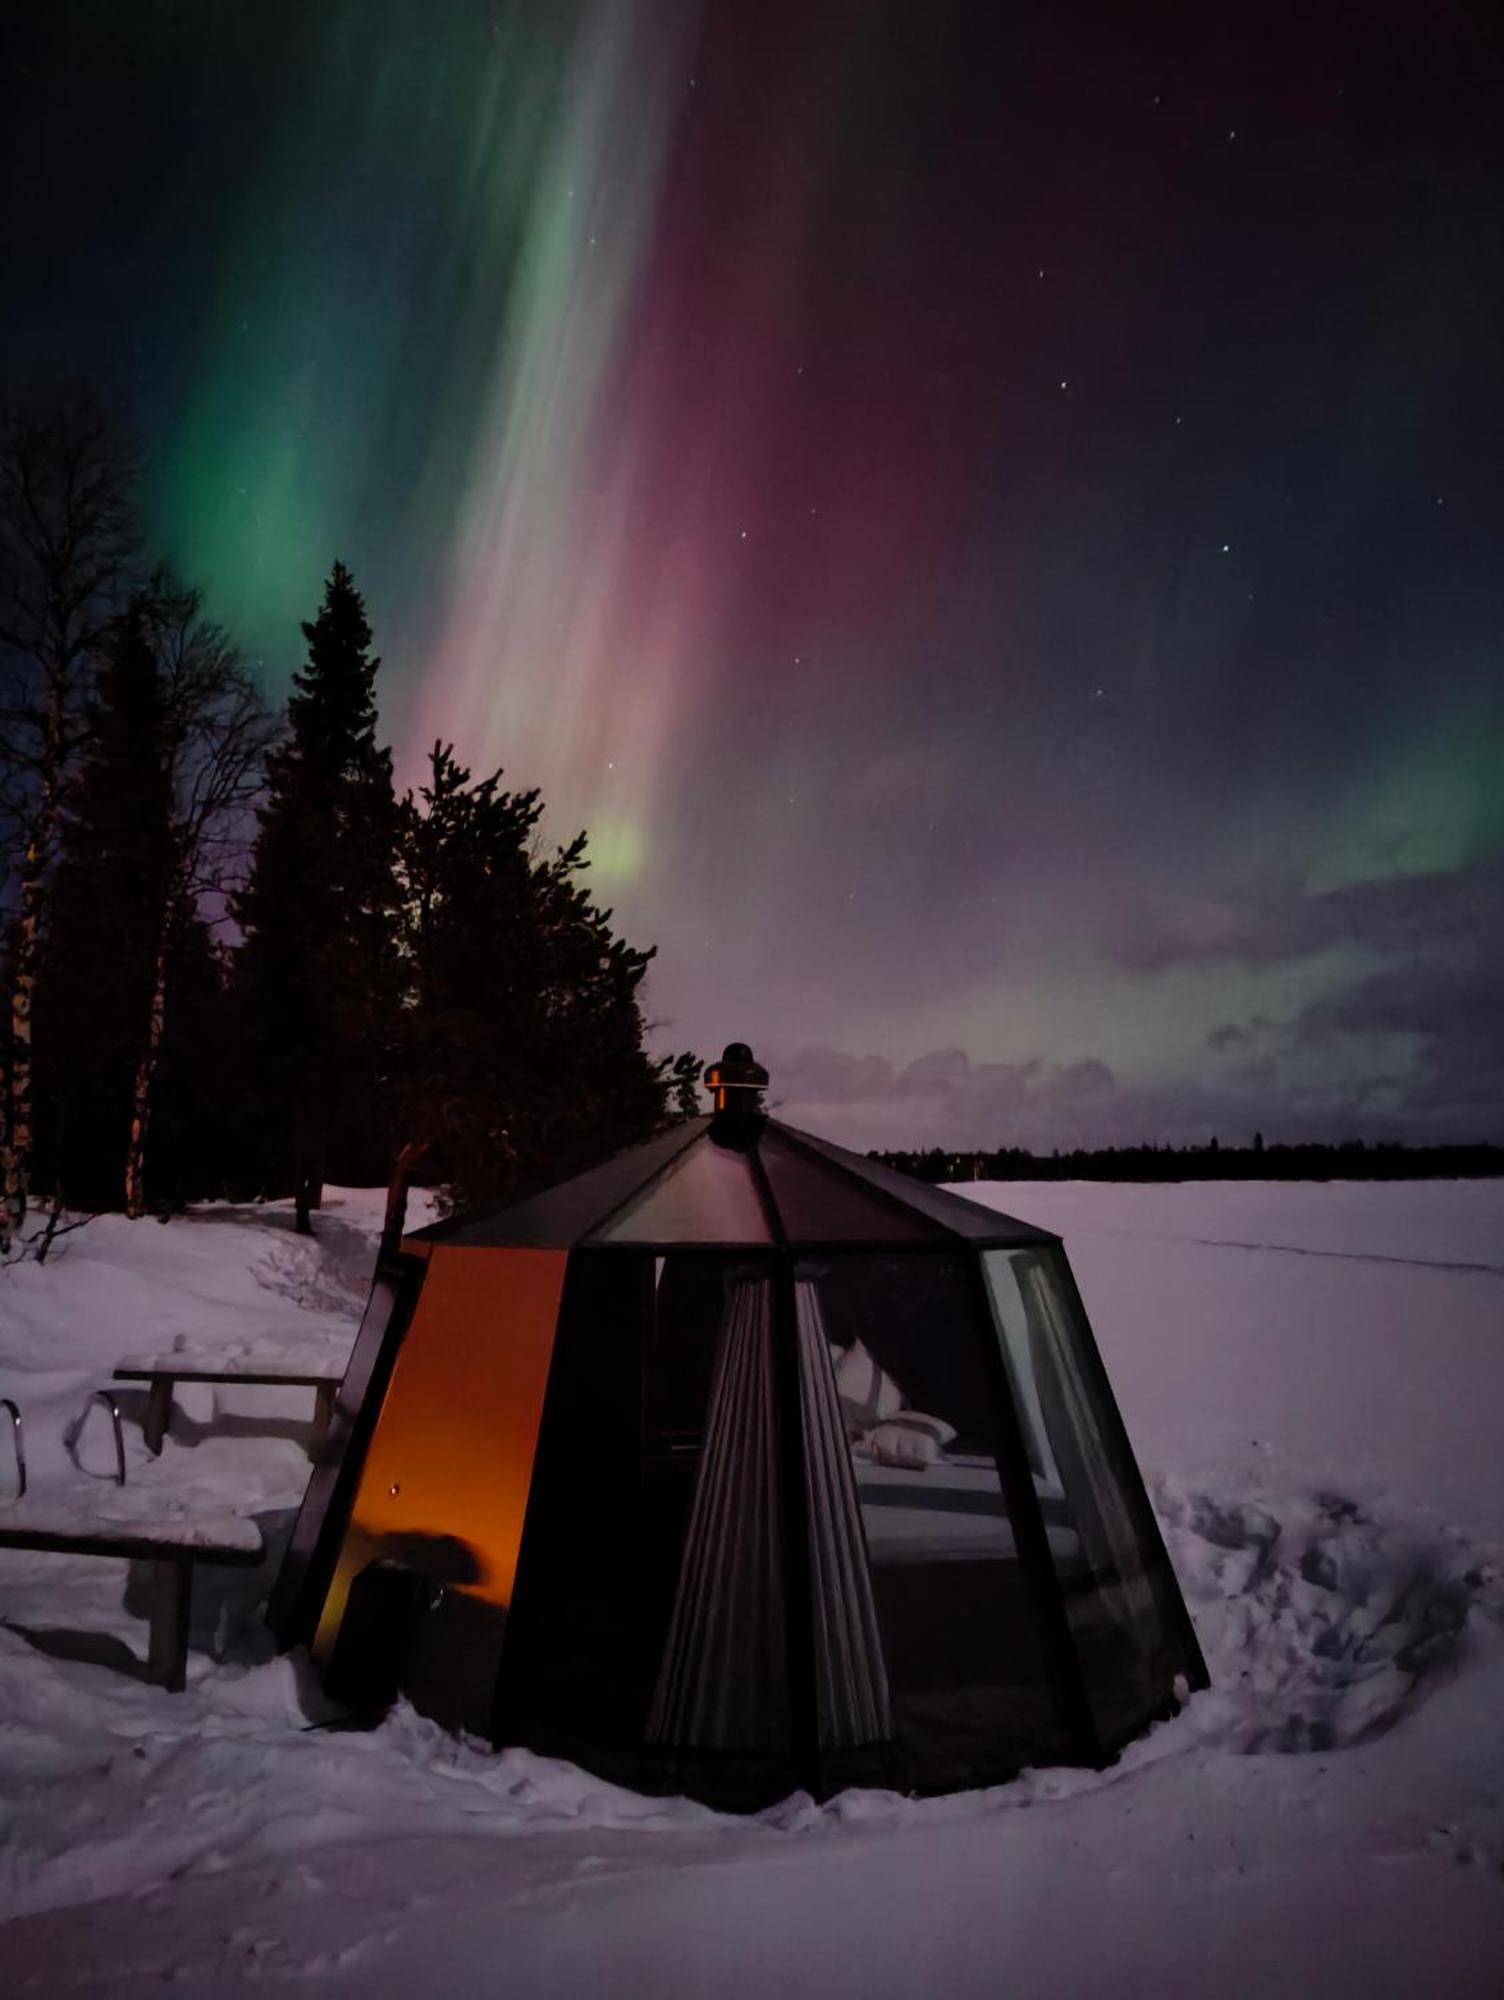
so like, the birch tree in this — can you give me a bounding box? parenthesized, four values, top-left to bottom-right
(123, 583, 273, 1217)
(32, 583, 272, 1217)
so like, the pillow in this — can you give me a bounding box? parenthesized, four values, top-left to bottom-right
(859, 1411, 958, 1469)
(831, 1338, 905, 1437)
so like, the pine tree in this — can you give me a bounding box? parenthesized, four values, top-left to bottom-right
(0, 393, 138, 1242)
(233, 563, 399, 1230)
(393, 743, 545, 1205)
(395, 743, 693, 1211)
(523, 826, 682, 1177)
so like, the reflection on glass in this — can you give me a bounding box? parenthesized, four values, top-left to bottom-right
(759, 1131, 937, 1242)
(598, 1140, 773, 1243)
(799, 1255, 1064, 1789)
(509, 1241, 1187, 1791)
(982, 1247, 1185, 1745)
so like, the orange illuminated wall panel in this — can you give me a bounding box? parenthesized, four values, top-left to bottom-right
(314, 1245, 568, 1659)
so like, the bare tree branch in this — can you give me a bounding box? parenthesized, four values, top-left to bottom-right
(120, 576, 275, 1215)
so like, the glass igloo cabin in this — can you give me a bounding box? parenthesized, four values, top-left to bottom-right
(272, 1044, 1206, 1808)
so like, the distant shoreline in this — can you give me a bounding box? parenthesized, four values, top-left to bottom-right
(875, 1142, 1504, 1185)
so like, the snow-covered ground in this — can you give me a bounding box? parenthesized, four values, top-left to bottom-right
(1, 1179, 1501, 1995)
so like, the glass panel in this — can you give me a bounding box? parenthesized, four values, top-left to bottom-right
(502, 1254, 792, 1786)
(596, 1137, 773, 1244)
(269, 1257, 417, 1644)
(760, 1131, 939, 1243)
(496, 1254, 653, 1748)
(982, 1246, 1192, 1747)
(435, 1117, 704, 1246)
(783, 1128, 1052, 1245)
(798, 1254, 1067, 1790)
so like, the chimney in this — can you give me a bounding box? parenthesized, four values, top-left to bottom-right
(704, 1041, 769, 1123)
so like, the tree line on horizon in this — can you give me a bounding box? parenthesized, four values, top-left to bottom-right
(877, 1138, 1504, 1185)
(0, 389, 699, 1255)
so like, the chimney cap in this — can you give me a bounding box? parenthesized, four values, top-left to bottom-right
(704, 1041, 768, 1112)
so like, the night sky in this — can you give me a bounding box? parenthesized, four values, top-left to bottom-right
(4, 1, 1501, 1149)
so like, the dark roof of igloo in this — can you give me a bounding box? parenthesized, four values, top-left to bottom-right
(407, 1112, 1057, 1253)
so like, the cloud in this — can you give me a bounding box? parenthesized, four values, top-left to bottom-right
(1206, 1014, 1280, 1055)
(770, 1043, 1280, 1150)
(1290, 949, 1504, 1130)
(764, 851, 1504, 1150)
(771, 995, 1502, 1150)
(770, 1044, 1076, 1147)
(1108, 856, 1500, 972)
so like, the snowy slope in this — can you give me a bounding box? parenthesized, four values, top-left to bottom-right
(991, 1178, 1504, 1540)
(1, 1181, 1502, 1996)
(0, 1191, 428, 1663)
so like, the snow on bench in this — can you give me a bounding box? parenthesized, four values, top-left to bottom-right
(0, 1508, 265, 1691)
(113, 1353, 345, 1454)
(114, 1353, 345, 1381)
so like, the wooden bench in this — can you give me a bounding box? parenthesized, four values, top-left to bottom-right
(113, 1357, 343, 1455)
(0, 1511, 265, 1690)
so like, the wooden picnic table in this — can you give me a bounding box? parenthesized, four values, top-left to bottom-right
(0, 1509, 265, 1690)
(113, 1355, 344, 1454)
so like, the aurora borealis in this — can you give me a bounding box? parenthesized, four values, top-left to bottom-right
(4, 0, 1501, 1147)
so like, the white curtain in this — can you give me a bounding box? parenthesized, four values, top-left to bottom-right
(646, 1276, 788, 1749)
(646, 1271, 894, 1756)
(795, 1278, 893, 1750)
